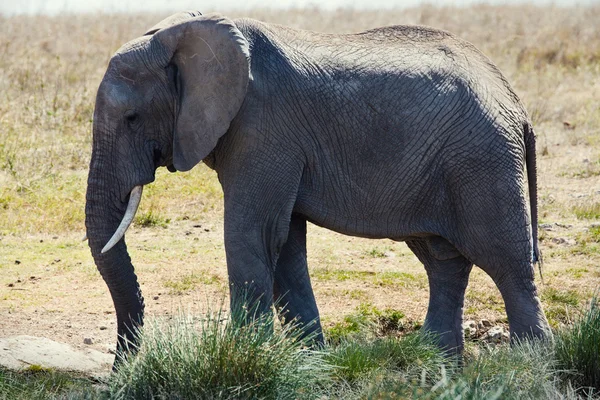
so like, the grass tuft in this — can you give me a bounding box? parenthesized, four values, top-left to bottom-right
(134, 208, 170, 228)
(573, 202, 600, 220)
(163, 273, 222, 295)
(107, 306, 327, 400)
(326, 333, 445, 385)
(542, 287, 580, 307)
(326, 303, 409, 344)
(555, 295, 600, 395)
(0, 366, 96, 399)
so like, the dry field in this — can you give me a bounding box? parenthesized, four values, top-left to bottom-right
(0, 5, 599, 354)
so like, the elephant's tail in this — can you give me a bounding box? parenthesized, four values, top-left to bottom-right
(524, 122, 541, 266)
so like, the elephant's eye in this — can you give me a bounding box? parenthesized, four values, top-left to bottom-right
(124, 110, 139, 125)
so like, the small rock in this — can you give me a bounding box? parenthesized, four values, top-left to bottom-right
(193, 224, 202, 228)
(39, 239, 43, 243)
(30, 276, 36, 280)
(185, 231, 192, 236)
(16, 279, 21, 283)
(99, 326, 107, 331)
(478, 319, 492, 330)
(14, 260, 20, 265)
(204, 228, 210, 232)
(52, 236, 58, 240)
(483, 326, 509, 344)
(0, 336, 113, 375)
(7, 283, 14, 287)
(153, 296, 159, 300)
(539, 223, 553, 231)
(83, 337, 94, 345)
(554, 222, 573, 229)
(462, 320, 477, 338)
(194, 237, 199, 241)
(551, 237, 576, 246)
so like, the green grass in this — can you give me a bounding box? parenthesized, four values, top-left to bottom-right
(163, 273, 223, 295)
(326, 303, 410, 344)
(312, 268, 427, 289)
(542, 288, 581, 307)
(571, 159, 600, 178)
(133, 208, 170, 228)
(2, 296, 600, 399)
(365, 247, 387, 258)
(541, 288, 582, 328)
(107, 307, 326, 400)
(555, 295, 600, 395)
(566, 267, 589, 279)
(326, 333, 445, 385)
(0, 366, 96, 399)
(573, 202, 600, 220)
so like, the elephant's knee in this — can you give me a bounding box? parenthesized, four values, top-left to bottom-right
(427, 236, 463, 261)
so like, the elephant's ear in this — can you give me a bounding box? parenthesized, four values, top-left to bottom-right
(152, 14, 250, 171)
(144, 11, 203, 36)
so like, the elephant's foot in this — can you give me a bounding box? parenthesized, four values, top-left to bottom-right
(505, 291, 551, 343)
(422, 317, 465, 355)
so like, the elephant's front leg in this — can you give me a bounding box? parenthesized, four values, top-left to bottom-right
(221, 165, 303, 325)
(273, 214, 324, 344)
(407, 237, 473, 354)
(224, 226, 278, 319)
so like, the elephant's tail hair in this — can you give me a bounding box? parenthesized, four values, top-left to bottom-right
(524, 122, 542, 268)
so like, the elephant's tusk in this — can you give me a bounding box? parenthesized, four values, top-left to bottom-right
(82, 234, 88, 241)
(101, 185, 143, 254)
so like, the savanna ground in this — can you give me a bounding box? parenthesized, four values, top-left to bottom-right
(0, 3, 599, 389)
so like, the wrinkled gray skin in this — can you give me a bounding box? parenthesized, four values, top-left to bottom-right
(86, 11, 550, 360)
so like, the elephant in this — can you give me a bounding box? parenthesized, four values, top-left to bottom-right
(85, 10, 550, 360)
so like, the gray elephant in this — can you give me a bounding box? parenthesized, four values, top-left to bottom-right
(85, 11, 550, 358)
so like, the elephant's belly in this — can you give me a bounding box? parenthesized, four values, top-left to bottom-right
(293, 197, 420, 241)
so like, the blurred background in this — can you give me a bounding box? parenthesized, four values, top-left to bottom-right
(2, 0, 598, 15)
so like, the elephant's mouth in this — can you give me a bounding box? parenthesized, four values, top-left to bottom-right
(103, 185, 144, 253)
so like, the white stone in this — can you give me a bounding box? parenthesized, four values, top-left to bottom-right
(0, 336, 113, 375)
(462, 320, 477, 338)
(484, 326, 509, 344)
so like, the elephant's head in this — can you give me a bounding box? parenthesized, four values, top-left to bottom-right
(85, 12, 250, 355)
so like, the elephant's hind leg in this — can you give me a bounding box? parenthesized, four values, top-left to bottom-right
(476, 254, 549, 342)
(406, 237, 473, 354)
(273, 214, 324, 344)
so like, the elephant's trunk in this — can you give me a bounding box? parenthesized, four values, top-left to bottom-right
(85, 164, 145, 360)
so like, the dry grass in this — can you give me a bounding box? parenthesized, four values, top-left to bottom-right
(0, 5, 599, 350)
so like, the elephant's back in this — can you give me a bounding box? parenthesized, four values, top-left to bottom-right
(238, 18, 526, 120)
